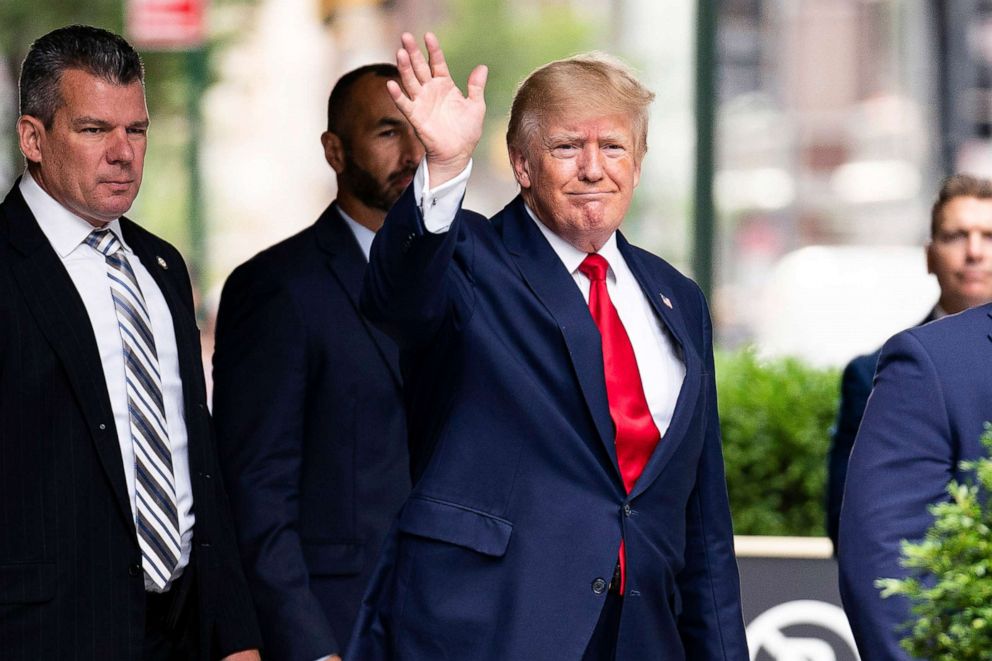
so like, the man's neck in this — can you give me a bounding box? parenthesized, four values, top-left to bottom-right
(335, 192, 386, 233)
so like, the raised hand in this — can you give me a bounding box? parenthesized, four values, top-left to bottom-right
(387, 32, 488, 187)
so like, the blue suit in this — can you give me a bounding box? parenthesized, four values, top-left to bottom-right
(826, 311, 936, 550)
(839, 304, 992, 659)
(212, 205, 410, 660)
(347, 190, 747, 660)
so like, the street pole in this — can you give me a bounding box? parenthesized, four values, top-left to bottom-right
(694, 0, 717, 302)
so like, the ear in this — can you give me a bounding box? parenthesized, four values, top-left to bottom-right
(926, 242, 935, 275)
(632, 157, 642, 189)
(17, 115, 45, 164)
(321, 131, 346, 174)
(508, 145, 532, 189)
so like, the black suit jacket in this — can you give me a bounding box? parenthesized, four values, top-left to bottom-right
(0, 182, 260, 660)
(825, 310, 936, 549)
(212, 204, 410, 660)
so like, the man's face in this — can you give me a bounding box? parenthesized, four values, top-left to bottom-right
(18, 68, 148, 227)
(327, 74, 424, 213)
(927, 195, 992, 314)
(509, 111, 642, 253)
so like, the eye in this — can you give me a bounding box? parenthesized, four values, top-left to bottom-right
(551, 143, 577, 156)
(380, 129, 398, 138)
(127, 127, 148, 136)
(80, 127, 102, 134)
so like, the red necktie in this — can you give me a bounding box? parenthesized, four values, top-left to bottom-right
(579, 253, 661, 591)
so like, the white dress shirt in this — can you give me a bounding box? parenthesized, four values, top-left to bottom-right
(20, 171, 194, 591)
(413, 160, 686, 439)
(339, 206, 375, 261)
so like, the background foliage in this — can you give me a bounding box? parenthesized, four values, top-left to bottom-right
(877, 428, 992, 660)
(717, 348, 839, 537)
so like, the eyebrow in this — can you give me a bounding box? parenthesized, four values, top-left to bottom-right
(373, 117, 406, 130)
(71, 116, 150, 129)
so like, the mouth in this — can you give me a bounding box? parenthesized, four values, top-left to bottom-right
(390, 170, 417, 189)
(567, 190, 615, 196)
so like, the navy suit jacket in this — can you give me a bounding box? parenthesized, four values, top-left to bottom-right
(213, 204, 410, 660)
(347, 189, 747, 660)
(826, 310, 936, 549)
(839, 304, 992, 659)
(0, 183, 260, 659)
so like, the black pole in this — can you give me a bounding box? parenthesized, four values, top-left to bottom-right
(694, 0, 717, 301)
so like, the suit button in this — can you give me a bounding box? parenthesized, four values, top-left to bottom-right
(623, 503, 632, 517)
(128, 562, 142, 577)
(591, 578, 607, 595)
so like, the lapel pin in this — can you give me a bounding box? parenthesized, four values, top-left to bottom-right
(157, 256, 168, 269)
(660, 294, 673, 309)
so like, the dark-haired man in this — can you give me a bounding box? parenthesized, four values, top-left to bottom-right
(0, 25, 260, 660)
(212, 64, 421, 661)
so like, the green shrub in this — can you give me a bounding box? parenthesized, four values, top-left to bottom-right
(877, 427, 992, 660)
(716, 348, 839, 536)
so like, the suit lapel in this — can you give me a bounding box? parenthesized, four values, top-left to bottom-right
(498, 198, 619, 472)
(618, 235, 703, 499)
(316, 205, 402, 388)
(2, 185, 133, 526)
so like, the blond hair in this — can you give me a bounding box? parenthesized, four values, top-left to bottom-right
(506, 52, 655, 160)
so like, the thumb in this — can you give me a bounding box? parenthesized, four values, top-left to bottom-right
(467, 64, 488, 104)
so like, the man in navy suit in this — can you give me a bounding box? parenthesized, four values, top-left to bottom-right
(347, 33, 747, 660)
(839, 183, 992, 657)
(826, 174, 992, 551)
(212, 64, 421, 661)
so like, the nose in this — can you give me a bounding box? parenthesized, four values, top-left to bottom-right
(578, 144, 604, 182)
(402, 127, 426, 165)
(966, 230, 986, 260)
(106, 128, 134, 164)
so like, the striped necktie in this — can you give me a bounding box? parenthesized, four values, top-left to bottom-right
(85, 229, 181, 591)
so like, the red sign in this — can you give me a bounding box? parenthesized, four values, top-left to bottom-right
(127, 0, 207, 49)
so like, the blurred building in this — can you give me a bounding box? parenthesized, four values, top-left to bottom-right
(713, 0, 992, 364)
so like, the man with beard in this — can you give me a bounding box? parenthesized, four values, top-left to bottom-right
(213, 63, 422, 661)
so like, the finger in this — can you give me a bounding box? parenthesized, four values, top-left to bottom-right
(386, 79, 415, 118)
(467, 64, 488, 104)
(404, 33, 433, 85)
(395, 47, 421, 96)
(424, 32, 451, 79)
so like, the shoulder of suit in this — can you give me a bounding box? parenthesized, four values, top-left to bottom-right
(624, 243, 700, 295)
(906, 302, 992, 346)
(233, 222, 324, 277)
(119, 216, 184, 264)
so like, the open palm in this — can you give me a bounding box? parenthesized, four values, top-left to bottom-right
(387, 32, 488, 185)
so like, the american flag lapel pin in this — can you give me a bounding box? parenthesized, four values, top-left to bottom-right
(660, 294, 673, 309)
(157, 256, 168, 269)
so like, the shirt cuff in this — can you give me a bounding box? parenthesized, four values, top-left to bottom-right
(413, 158, 473, 234)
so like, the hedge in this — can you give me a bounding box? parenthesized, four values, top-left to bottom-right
(715, 348, 840, 537)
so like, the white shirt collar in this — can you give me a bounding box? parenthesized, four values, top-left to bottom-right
(19, 169, 130, 258)
(523, 202, 621, 281)
(337, 205, 376, 262)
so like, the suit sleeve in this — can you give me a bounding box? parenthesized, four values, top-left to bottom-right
(838, 330, 954, 661)
(826, 355, 876, 550)
(360, 184, 478, 348)
(676, 287, 749, 659)
(212, 261, 339, 659)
